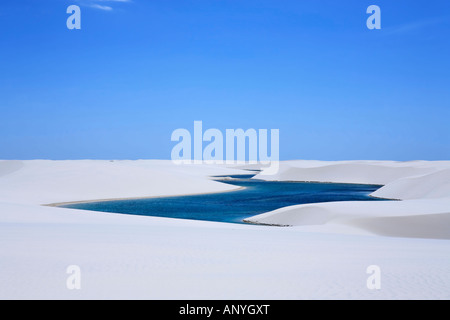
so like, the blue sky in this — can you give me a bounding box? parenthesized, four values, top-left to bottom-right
(0, 0, 449, 160)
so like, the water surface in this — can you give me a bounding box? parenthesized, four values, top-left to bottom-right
(62, 174, 384, 224)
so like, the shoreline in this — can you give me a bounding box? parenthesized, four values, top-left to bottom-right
(251, 178, 385, 187)
(46, 177, 387, 226)
(45, 185, 247, 207)
(46, 180, 391, 208)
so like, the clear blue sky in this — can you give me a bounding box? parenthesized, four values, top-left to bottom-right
(1, 0, 449, 160)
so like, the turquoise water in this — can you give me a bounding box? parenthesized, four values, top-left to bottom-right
(62, 174, 385, 224)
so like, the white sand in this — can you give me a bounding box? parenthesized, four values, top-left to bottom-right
(0, 159, 449, 299)
(248, 161, 450, 241)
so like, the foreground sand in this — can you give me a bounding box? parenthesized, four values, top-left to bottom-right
(0, 160, 449, 299)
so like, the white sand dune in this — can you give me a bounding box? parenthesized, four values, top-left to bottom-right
(372, 169, 450, 200)
(245, 198, 450, 239)
(0, 160, 244, 205)
(0, 159, 449, 299)
(248, 161, 450, 240)
(254, 160, 450, 185)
